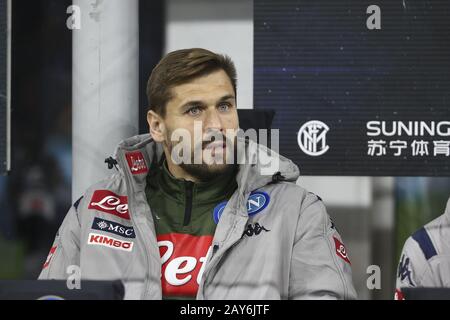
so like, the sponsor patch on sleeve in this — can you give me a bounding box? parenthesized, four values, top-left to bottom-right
(87, 233, 134, 252)
(394, 289, 405, 300)
(125, 151, 148, 175)
(88, 190, 130, 220)
(91, 217, 135, 238)
(43, 246, 57, 269)
(333, 236, 351, 264)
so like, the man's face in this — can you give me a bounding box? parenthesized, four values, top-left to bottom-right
(151, 69, 239, 181)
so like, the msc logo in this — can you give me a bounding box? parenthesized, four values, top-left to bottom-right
(91, 217, 135, 239)
(297, 120, 330, 156)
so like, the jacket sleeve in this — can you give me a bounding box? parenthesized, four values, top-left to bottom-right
(289, 193, 357, 300)
(38, 197, 83, 280)
(394, 236, 431, 299)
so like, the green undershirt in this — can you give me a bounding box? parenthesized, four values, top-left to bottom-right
(145, 159, 238, 299)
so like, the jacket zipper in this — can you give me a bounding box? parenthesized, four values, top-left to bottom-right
(183, 181, 194, 226)
(199, 203, 249, 299)
(118, 151, 155, 299)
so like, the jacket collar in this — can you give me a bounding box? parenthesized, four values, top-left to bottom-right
(149, 159, 238, 205)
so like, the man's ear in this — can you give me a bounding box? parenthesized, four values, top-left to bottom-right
(147, 110, 165, 142)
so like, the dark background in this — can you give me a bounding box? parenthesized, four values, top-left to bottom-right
(0, 0, 164, 278)
(255, 0, 450, 175)
(0, 0, 7, 174)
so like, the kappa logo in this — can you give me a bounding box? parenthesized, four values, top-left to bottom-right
(43, 246, 57, 269)
(398, 254, 414, 286)
(212, 191, 270, 224)
(125, 151, 148, 175)
(297, 120, 330, 156)
(88, 190, 130, 220)
(333, 236, 351, 264)
(87, 233, 133, 252)
(91, 217, 135, 238)
(242, 223, 270, 238)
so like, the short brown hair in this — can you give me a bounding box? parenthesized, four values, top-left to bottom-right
(146, 48, 237, 117)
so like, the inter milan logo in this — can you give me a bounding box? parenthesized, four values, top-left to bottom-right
(297, 120, 330, 156)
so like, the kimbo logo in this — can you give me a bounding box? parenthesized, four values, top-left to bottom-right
(87, 233, 133, 252)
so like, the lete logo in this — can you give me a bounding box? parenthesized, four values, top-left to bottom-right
(333, 236, 351, 264)
(125, 151, 148, 175)
(88, 190, 130, 220)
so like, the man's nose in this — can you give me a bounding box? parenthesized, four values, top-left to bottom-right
(204, 108, 223, 131)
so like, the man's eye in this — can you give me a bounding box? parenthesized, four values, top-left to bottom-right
(218, 103, 231, 112)
(187, 106, 202, 116)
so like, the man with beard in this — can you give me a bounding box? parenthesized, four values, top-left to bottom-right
(39, 48, 357, 300)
